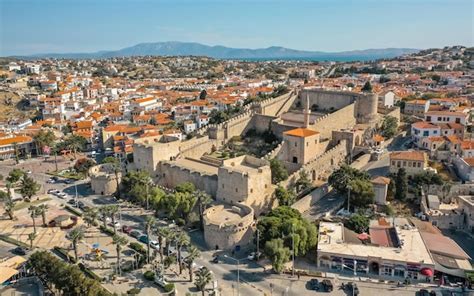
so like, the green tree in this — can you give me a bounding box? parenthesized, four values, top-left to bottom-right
(144, 216, 156, 264)
(74, 158, 96, 177)
(361, 81, 373, 92)
(37, 204, 49, 227)
(380, 116, 398, 138)
(98, 206, 110, 229)
(7, 168, 25, 184)
(270, 158, 288, 184)
(28, 205, 39, 233)
(199, 89, 207, 100)
(112, 234, 128, 275)
(346, 214, 370, 233)
(175, 232, 190, 275)
(395, 168, 408, 201)
(108, 205, 119, 234)
(193, 190, 212, 230)
(348, 178, 375, 210)
(0, 184, 15, 220)
(164, 255, 176, 269)
(328, 164, 370, 195)
(69, 226, 85, 262)
(28, 232, 37, 249)
(121, 170, 152, 202)
(34, 129, 56, 155)
(275, 185, 296, 206)
(264, 238, 291, 273)
(156, 227, 169, 262)
(161, 191, 197, 223)
(175, 182, 195, 193)
(83, 208, 99, 227)
(185, 245, 200, 282)
(194, 266, 213, 296)
(295, 170, 311, 192)
(19, 175, 40, 201)
(63, 134, 88, 158)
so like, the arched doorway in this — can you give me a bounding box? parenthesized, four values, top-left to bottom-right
(369, 261, 380, 275)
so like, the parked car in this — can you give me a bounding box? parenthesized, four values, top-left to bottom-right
(139, 235, 149, 244)
(150, 240, 159, 249)
(122, 225, 133, 234)
(417, 289, 430, 296)
(47, 189, 59, 194)
(67, 199, 76, 205)
(308, 278, 319, 290)
(64, 179, 74, 184)
(247, 251, 261, 260)
(321, 280, 333, 292)
(57, 192, 67, 199)
(346, 282, 359, 295)
(130, 230, 142, 238)
(11, 247, 27, 255)
(46, 179, 56, 184)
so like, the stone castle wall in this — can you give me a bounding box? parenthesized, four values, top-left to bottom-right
(279, 140, 348, 189)
(300, 88, 357, 110)
(253, 90, 296, 116)
(310, 104, 357, 139)
(158, 160, 218, 196)
(89, 164, 121, 196)
(203, 204, 255, 250)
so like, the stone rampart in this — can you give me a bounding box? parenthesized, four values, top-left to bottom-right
(310, 104, 356, 139)
(203, 203, 255, 250)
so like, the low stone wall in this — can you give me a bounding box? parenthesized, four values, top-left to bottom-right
(291, 185, 330, 213)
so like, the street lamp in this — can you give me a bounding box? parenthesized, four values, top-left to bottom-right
(347, 184, 352, 213)
(224, 254, 240, 296)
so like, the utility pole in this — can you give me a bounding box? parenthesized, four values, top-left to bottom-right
(291, 224, 295, 277)
(347, 185, 351, 213)
(256, 227, 260, 261)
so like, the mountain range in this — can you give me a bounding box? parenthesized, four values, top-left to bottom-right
(20, 41, 419, 61)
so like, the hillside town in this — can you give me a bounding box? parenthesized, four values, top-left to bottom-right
(0, 45, 473, 296)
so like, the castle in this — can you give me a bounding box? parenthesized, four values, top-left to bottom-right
(130, 87, 396, 250)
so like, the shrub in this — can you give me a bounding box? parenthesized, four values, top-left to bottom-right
(53, 246, 77, 263)
(175, 218, 186, 226)
(143, 270, 155, 281)
(99, 225, 115, 236)
(64, 205, 82, 217)
(127, 288, 141, 295)
(164, 283, 175, 293)
(129, 242, 146, 254)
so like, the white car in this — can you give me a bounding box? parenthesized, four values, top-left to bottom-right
(47, 189, 59, 194)
(247, 252, 262, 260)
(57, 192, 67, 199)
(150, 240, 159, 249)
(109, 221, 120, 228)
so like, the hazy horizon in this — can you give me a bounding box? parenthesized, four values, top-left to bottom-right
(1, 0, 473, 56)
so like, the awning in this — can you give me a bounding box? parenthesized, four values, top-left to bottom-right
(421, 268, 434, 277)
(0, 267, 19, 284)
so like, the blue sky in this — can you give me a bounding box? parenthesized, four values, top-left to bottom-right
(0, 0, 472, 56)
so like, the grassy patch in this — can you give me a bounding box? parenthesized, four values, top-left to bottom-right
(64, 205, 83, 217)
(0, 234, 29, 248)
(99, 225, 115, 236)
(13, 197, 52, 211)
(429, 161, 458, 182)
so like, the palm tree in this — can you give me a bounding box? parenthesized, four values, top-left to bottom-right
(28, 205, 39, 233)
(194, 266, 213, 296)
(27, 232, 37, 249)
(83, 208, 99, 227)
(0, 183, 15, 220)
(176, 232, 190, 274)
(164, 230, 176, 258)
(37, 204, 49, 227)
(69, 226, 85, 262)
(155, 227, 168, 262)
(185, 245, 200, 282)
(108, 205, 119, 234)
(144, 216, 156, 264)
(98, 206, 110, 229)
(112, 234, 128, 275)
(194, 190, 212, 230)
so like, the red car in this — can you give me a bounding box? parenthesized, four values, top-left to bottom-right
(122, 225, 133, 234)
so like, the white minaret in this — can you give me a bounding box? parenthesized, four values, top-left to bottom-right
(304, 94, 311, 128)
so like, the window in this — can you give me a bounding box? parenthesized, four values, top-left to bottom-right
(235, 188, 238, 193)
(433, 130, 437, 134)
(222, 184, 225, 188)
(403, 161, 407, 167)
(455, 118, 461, 123)
(392, 161, 395, 166)
(292, 156, 298, 163)
(426, 116, 431, 121)
(250, 189, 253, 193)
(306, 142, 309, 147)
(408, 162, 412, 167)
(394, 269, 405, 277)
(407, 271, 418, 280)
(382, 266, 393, 276)
(417, 162, 421, 168)
(294, 142, 297, 147)
(438, 117, 442, 121)
(423, 131, 429, 137)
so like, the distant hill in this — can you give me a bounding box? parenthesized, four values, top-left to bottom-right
(19, 41, 419, 61)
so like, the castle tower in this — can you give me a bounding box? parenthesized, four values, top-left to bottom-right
(304, 94, 311, 128)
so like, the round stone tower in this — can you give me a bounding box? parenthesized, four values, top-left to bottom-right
(356, 93, 378, 124)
